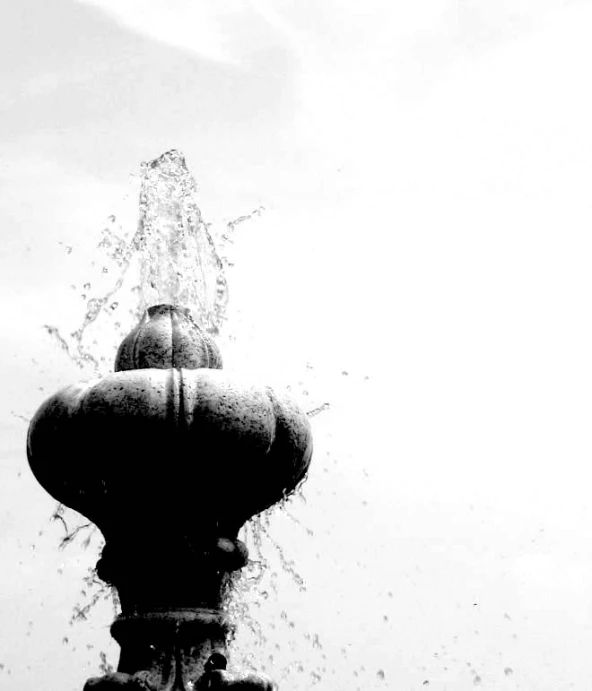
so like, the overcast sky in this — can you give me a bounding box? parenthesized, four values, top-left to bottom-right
(3, 2, 592, 690)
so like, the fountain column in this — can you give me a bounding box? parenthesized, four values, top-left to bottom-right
(27, 304, 313, 690)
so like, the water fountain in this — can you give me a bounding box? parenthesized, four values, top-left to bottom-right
(26, 152, 314, 690)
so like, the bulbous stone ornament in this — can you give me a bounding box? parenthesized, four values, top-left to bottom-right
(27, 305, 312, 690)
(28, 365, 311, 548)
(115, 304, 223, 371)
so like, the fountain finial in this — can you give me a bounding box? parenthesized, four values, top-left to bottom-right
(115, 304, 223, 371)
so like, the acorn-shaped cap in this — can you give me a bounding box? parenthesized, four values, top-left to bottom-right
(115, 304, 222, 371)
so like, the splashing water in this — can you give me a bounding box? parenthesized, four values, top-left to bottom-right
(136, 149, 228, 331)
(46, 149, 250, 375)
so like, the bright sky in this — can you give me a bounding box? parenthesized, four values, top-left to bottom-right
(2, 1, 592, 689)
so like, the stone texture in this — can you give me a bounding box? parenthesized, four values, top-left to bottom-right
(115, 304, 223, 371)
(27, 368, 312, 538)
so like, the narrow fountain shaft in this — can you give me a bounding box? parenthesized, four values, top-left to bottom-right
(110, 610, 230, 689)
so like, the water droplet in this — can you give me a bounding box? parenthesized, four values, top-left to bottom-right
(504, 668, 513, 676)
(376, 669, 386, 681)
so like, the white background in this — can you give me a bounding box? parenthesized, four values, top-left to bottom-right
(2, 1, 592, 689)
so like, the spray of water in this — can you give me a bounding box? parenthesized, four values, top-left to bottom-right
(44, 149, 245, 376)
(136, 149, 229, 331)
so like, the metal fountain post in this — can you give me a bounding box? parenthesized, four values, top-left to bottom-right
(27, 304, 313, 690)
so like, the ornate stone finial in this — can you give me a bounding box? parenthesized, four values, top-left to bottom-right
(27, 305, 313, 690)
(115, 304, 223, 372)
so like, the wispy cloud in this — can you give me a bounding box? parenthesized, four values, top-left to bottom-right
(73, 0, 281, 66)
